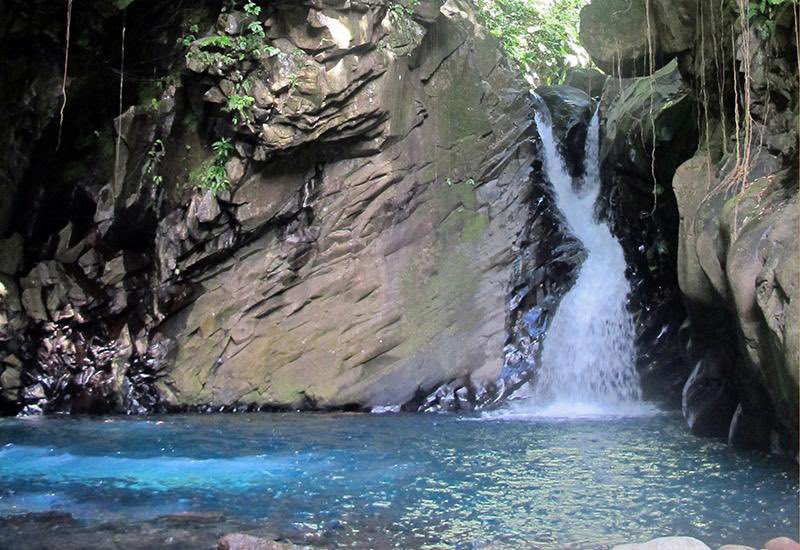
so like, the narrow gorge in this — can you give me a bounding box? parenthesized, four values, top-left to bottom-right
(0, 0, 797, 548)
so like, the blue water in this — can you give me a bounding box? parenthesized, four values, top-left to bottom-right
(0, 412, 797, 548)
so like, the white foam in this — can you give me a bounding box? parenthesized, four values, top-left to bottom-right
(500, 104, 649, 419)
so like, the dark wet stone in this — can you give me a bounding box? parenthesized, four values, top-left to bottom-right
(682, 353, 738, 438)
(0, 233, 23, 275)
(159, 511, 226, 524)
(218, 533, 298, 550)
(564, 67, 607, 98)
(535, 85, 592, 178)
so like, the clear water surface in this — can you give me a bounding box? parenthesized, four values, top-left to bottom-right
(0, 412, 797, 549)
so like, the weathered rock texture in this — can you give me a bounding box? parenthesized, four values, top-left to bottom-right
(597, 59, 697, 405)
(0, 0, 565, 414)
(536, 85, 592, 178)
(579, 0, 695, 77)
(581, 0, 799, 453)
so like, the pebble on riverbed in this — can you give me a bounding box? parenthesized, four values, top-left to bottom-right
(614, 536, 712, 550)
(764, 538, 800, 550)
(217, 533, 302, 550)
(614, 537, 800, 550)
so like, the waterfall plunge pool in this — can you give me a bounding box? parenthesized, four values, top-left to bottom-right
(0, 412, 796, 549)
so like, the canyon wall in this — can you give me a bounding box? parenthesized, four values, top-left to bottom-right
(581, 0, 799, 453)
(0, 0, 575, 414)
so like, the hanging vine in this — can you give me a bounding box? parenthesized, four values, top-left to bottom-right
(114, 12, 127, 191)
(56, 0, 73, 150)
(643, 0, 659, 215)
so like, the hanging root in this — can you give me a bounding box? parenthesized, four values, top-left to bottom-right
(644, 0, 658, 215)
(56, 0, 73, 150)
(795, 3, 800, 178)
(115, 13, 127, 190)
(702, 0, 759, 240)
(732, 0, 755, 235)
(712, 0, 728, 156)
(699, 0, 714, 188)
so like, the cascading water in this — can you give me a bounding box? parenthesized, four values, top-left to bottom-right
(506, 103, 647, 418)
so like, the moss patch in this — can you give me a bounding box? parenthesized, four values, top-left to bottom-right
(399, 180, 488, 353)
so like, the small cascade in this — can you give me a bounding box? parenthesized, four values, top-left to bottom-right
(505, 103, 647, 418)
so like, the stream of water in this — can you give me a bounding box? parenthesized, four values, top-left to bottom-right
(500, 105, 648, 419)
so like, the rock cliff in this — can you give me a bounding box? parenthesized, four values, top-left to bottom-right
(0, 0, 574, 414)
(580, 0, 799, 453)
(1, 0, 795, 458)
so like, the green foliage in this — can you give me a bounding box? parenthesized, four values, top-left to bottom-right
(225, 94, 255, 124)
(199, 34, 234, 49)
(180, 24, 201, 47)
(747, 0, 797, 39)
(389, 0, 420, 20)
(243, 1, 261, 17)
(247, 21, 265, 39)
(212, 137, 234, 158)
(137, 74, 180, 113)
(144, 139, 165, 187)
(191, 138, 234, 194)
(187, 47, 237, 68)
(475, 0, 589, 86)
(183, 2, 271, 67)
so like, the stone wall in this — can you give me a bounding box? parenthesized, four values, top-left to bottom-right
(580, 0, 799, 454)
(0, 0, 568, 414)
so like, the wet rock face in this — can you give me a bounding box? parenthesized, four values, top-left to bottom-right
(581, 0, 799, 452)
(535, 85, 593, 178)
(413, 163, 581, 413)
(564, 67, 607, 98)
(579, 0, 695, 77)
(596, 60, 697, 406)
(0, 4, 63, 236)
(155, 0, 541, 411)
(0, 0, 559, 414)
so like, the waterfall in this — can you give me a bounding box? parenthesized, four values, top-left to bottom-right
(506, 104, 648, 418)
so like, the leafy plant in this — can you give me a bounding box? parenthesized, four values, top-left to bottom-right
(184, 1, 271, 68)
(225, 94, 255, 124)
(747, 0, 795, 39)
(475, 0, 589, 86)
(243, 1, 261, 17)
(212, 137, 234, 158)
(389, 0, 420, 20)
(144, 138, 165, 186)
(191, 138, 234, 194)
(199, 34, 234, 49)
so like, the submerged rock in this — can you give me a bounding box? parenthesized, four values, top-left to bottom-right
(218, 533, 299, 550)
(764, 538, 800, 550)
(614, 537, 711, 550)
